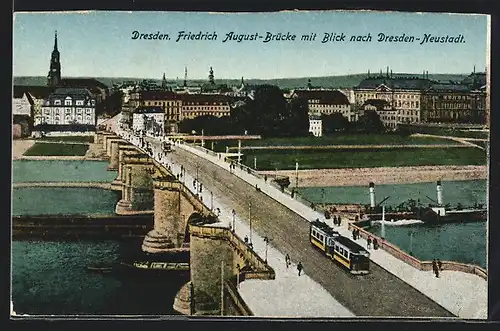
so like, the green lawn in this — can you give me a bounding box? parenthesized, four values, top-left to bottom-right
(241, 147, 487, 170)
(23, 143, 89, 156)
(210, 134, 458, 152)
(39, 135, 95, 143)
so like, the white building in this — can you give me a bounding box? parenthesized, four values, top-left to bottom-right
(309, 115, 323, 137)
(13, 92, 32, 116)
(132, 106, 166, 136)
(35, 88, 96, 130)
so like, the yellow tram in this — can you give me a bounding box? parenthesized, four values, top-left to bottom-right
(310, 220, 370, 275)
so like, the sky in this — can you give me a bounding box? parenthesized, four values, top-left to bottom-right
(12, 11, 489, 79)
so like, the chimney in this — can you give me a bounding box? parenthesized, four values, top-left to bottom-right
(436, 180, 443, 206)
(369, 182, 376, 208)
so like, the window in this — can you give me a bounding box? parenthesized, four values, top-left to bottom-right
(54, 99, 61, 105)
(65, 98, 72, 106)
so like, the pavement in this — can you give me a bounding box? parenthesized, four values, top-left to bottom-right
(115, 129, 487, 319)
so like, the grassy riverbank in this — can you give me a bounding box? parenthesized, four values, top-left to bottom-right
(23, 142, 89, 156)
(210, 134, 458, 152)
(241, 147, 487, 170)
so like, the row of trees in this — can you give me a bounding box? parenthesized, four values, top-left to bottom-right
(322, 110, 386, 134)
(180, 85, 310, 137)
(179, 84, 388, 137)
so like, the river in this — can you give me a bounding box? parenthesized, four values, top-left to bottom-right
(297, 180, 487, 269)
(11, 160, 187, 316)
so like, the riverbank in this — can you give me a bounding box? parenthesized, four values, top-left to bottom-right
(259, 165, 488, 187)
(12, 139, 107, 161)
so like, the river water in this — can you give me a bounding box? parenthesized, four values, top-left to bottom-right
(11, 160, 187, 316)
(297, 180, 487, 269)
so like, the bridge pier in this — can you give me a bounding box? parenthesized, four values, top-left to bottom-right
(141, 176, 183, 253)
(173, 226, 275, 316)
(115, 154, 154, 215)
(107, 138, 125, 170)
(111, 144, 138, 188)
(187, 232, 235, 315)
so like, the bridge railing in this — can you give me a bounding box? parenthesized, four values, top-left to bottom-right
(224, 279, 253, 316)
(348, 222, 487, 280)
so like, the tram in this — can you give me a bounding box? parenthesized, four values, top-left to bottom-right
(309, 219, 370, 275)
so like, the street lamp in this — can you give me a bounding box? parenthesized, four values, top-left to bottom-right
(210, 191, 214, 211)
(248, 201, 252, 244)
(254, 156, 257, 170)
(409, 231, 414, 256)
(295, 160, 299, 188)
(232, 209, 236, 232)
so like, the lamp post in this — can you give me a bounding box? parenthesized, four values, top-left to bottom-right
(220, 260, 224, 316)
(295, 161, 299, 188)
(210, 191, 214, 211)
(248, 201, 252, 244)
(232, 209, 236, 232)
(409, 231, 414, 256)
(254, 156, 257, 170)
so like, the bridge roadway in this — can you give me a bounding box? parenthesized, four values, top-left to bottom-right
(143, 137, 453, 317)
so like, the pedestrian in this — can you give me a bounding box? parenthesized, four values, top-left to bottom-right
(297, 262, 303, 276)
(373, 238, 379, 250)
(333, 215, 337, 226)
(352, 229, 356, 240)
(244, 235, 249, 244)
(264, 175, 268, 182)
(437, 259, 443, 271)
(338, 216, 342, 226)
(285, 253, 291, 268)
(367, 236, 372, 249)
(432, 259, 439, 278)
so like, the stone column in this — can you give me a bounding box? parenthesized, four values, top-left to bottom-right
(189, 232, 235, 315)
(115, 165, 132, 214)
(108, 139, 123, 170)
(129, 162, 154, 211)
(141, 176, 182, 253)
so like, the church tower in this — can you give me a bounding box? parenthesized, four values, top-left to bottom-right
(161, 73, 168, 90)
(47, 30, 61, 87)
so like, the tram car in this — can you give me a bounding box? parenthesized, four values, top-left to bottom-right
(309, 220, 370, 275)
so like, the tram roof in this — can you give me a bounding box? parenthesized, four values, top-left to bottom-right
(334, 236, 368, 254)
(311, 220, 338, 237)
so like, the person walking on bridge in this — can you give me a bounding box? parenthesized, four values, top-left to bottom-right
(285, 253, 291, 268)
(432, 259, 440, 278)
(297, 262, 303, 276)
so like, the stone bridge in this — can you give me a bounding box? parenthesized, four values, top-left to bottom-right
(96, 132, 274, 315)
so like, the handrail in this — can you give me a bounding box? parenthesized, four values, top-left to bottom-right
(348, 222, 487, 280)
(224, 279, 253, 316)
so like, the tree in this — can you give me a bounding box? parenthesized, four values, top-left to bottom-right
(284, 97, 310, 137)
(356, 109, 385, 133)
(322, 113, 350, 134)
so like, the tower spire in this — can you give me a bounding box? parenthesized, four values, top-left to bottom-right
(54, 30, 58, 51)
(161, 73, 167, 90)
(47, 30, 61, 87)
(184, 66, 187, 87)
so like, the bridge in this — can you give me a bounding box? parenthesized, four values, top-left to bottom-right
(90, 128, 486, 318)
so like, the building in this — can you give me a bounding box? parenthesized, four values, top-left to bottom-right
(354, 68, 487, 126)
(139, 91, 183, 123)
(132, 106, 165, 136)
(290, 89, 356, 121)
(180, 94, 231, 120)
(308, 115, 323, 137)
(35, 88, 96, 132)
(12, 90, 33, 138)
(420, 72, 487, 124)
(362, 99, 397, 129)
(354, 72, 429, 125)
